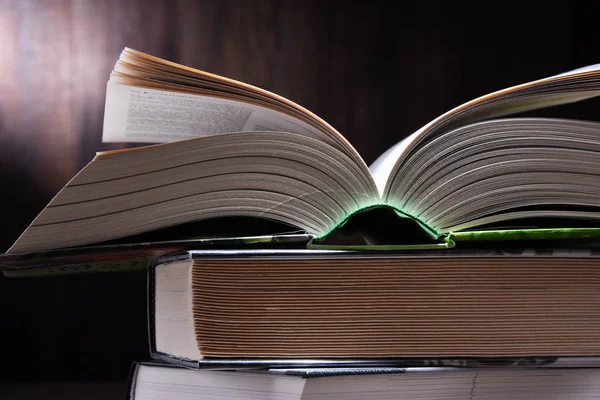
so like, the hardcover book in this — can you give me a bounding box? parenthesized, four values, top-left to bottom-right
(147, 249, 600, 364)
(127, 360, 600, 400)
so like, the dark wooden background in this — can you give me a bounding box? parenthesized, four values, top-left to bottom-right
(1, 0, 599, 396)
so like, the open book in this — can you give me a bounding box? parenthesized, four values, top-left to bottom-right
(6, 48, 600, 253)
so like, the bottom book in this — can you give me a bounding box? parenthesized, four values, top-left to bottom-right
(128, 361, 600, 400)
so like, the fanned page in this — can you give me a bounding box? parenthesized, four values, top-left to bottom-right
(385, 118, 600, 235)
(362, 64, 600, 240)
(370, 64, 600, 192)
(7, 131, 379, 253)
(103, 48, 371, 176)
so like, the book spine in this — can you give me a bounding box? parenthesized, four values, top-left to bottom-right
(124, 361, 140, 400)
(146, 258, 162, 360)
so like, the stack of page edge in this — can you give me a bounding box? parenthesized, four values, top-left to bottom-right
(124, 248, 600, 399)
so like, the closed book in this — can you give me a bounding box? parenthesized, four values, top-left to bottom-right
(147, 249, 600, 366)
(126, 360, 600, 400)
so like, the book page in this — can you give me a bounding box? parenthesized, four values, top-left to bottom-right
(371, 64, 600, 195)
(102, 49, 375, 190)
(381, 117, 600, 233)
(102, 82, 325, 143)
(369, 131, 419, 193)
(134, 365, 306, 400)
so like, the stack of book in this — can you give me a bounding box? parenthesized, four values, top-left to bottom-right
(3, 49, 600, 399)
